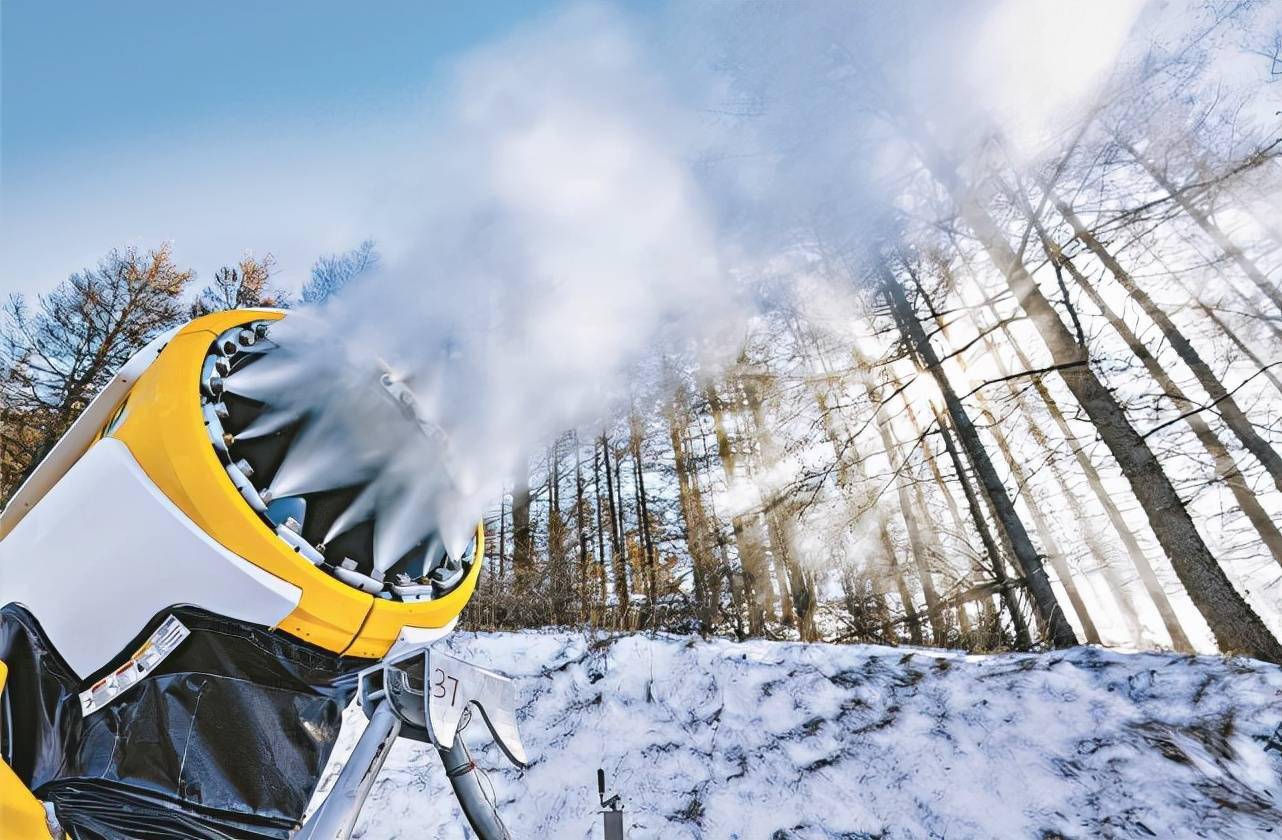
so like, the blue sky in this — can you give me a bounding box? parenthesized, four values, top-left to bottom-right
(0, 1, 562, 296)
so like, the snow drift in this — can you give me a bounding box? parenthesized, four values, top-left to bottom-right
(317, 633, 1282, 838)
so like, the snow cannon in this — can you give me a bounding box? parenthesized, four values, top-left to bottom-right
(0, 309, 526, 839)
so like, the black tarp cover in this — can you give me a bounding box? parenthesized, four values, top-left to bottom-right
(0, 603, 368, 839)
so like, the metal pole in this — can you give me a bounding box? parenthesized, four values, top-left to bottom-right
(296, 700, 401, 840)
(437, 734, 509, 840)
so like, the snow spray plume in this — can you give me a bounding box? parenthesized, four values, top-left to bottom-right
(244, 6, 742, 559)
(237, 0, 1173, 562)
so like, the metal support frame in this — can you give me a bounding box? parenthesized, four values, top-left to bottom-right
(296, 702, 401, 840)
(296, 646, 527, 840)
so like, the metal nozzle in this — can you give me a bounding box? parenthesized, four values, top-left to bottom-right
(203, 403, 231, 459)
(214, 328, 241, 356)
(331, 564, 386, 594)
(226, 460, 266, 514)
(431, 556, 466, 593)
(388, 573, 436, 601)
(201, 356, 226, 398)
(276, 524, 325, 566)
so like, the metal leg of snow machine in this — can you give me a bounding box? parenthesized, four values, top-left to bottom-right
(296, 701, 402, 840)
(297, 646, 527, 840)
(438, 724, 510, 839)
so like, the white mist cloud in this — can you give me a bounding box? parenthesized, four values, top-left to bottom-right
(230, 0, 1181, 563)
(17, 1, 1198, 571)
(246, 4, 743, 559)
(965, 0, 1147, 157)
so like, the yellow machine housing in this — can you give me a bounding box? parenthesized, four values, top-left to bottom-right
(0, 308, 483, 660)
(0, 309, 489, 838)
(108, 310, 482, 657)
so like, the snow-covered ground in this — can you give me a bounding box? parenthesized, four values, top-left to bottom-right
(316, 632, 1282, 839)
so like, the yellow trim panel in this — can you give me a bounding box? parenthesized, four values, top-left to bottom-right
(0, 662, 55, 840)
(343, 523, 484, 657)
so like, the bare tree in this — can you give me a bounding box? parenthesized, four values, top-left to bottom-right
(1, 245, 193, 499)
(191, 253, 287, 315)
(302, 240, 380, 304)
(917, 141, 1281, 662)
(1049, 193, 1282, 496)
(881, 263, 1078, 647)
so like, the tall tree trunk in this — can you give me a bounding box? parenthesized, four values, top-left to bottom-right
(766, 516, 797, 628)
(813, 380, 909, 638)
(497, 495, 508, 585)
(731, 376, 782, 618)
(1119, 137, 1282, 318)
(691, 412, 739, 634)
(870, 573, 897, 643)
(922, 145, 1280, 661)
(574, 432, 590, 624)
(548, 442, 566, 624)
(1047, 234, 1282, 572)
(946, 242, 1181, 648)
(980, 405, 1102, 644)
(969, 448, 1048, 639)
(984, 310, 1188, 650)
(511, 459, 532, 595)
(896, 366, 1025, 646)
(706, 381, 770, 635)
(966, 314, 1152, 647)
(1051, 194, 1282, 495)
(880, 520, 924, 645)
(1045, 457, 1149, 645)
(792, 320, 901, 638)
(686, 423, 725, 619)
(934, 409, 1032, 648)
(912, 263, 1097, 643)
(767, 503, 815, 640)
(868, 382, 947, 644)
(742, 371, 819, 640)
(882, 266, 1078, 647)
(908, 481, 960, 641)
(903, 403, 987, 637)
(629, 418, 659, 625)
(600, 431, 629, 620)
(593, 440, 608, 608)
(668, 393, 714, 633)
(549, 441, 560, 511)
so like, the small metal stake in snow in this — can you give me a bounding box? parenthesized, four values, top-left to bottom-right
(598, 768, 624, 840)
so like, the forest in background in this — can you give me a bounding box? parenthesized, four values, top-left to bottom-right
(3, 4, 1281, 662)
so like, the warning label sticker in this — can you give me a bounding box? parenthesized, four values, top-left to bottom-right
(80, 615, 190, 715)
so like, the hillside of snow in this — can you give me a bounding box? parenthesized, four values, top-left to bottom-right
(315, 632, 1282, 839)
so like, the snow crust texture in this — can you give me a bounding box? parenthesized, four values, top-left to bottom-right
(317, 633, 1282, 839)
